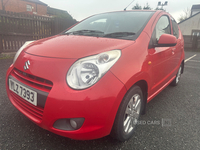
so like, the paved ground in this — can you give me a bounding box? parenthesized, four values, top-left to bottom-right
(0, 51, 200, 150)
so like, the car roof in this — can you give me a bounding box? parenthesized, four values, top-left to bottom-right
(91, 10, 165, 17)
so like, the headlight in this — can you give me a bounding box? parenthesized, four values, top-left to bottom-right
(13, 41, 34, 64)
(67, 50, 121, 89)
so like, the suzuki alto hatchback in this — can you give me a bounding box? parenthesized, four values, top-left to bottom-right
(6, 10, 185, 141)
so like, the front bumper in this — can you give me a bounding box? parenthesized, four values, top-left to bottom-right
(6, 52, 127, 140)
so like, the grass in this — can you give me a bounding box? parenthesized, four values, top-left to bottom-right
(0, 54, 14, 60)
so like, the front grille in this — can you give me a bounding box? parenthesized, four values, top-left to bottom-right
(10, 92, 43, 123)
(9, 68, 52, 123)
(11, 68, 53, 92)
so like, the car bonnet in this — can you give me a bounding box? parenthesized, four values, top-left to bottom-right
(24, 35, 135, 59)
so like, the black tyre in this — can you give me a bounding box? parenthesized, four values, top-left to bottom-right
(170, 64, 182, 86)
(111, 85, 144, 141)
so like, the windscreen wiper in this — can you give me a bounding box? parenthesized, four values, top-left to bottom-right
(65, 30, 104, 35)
(104, 32, 135, 38)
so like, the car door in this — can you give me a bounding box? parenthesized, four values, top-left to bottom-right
(170, 17, 182, 73)
(148, 15, 173, 95)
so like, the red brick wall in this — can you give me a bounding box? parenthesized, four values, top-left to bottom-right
(0, 0, 47, 15)
(3, 0, 19, 12)
(36, 4, 47, 15)
(0, 1, 2, 10)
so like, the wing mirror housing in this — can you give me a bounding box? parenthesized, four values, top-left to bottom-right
(157, 34, 177, 47)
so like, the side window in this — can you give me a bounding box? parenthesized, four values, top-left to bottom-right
(148, 16, 171, 49)
(171, 18, 179, 39)
(155, 16, 171, 41)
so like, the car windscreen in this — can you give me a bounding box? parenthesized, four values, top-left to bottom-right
(64, 11, 155, 40)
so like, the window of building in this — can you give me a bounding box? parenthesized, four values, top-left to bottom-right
(27, 5, 32, 12)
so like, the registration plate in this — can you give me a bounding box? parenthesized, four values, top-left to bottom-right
(9, 78, 37, 106)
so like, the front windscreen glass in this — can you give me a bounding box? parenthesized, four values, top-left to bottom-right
(65, 11, 155, 40)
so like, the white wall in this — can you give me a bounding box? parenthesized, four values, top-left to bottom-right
(179, 13, 200, 35)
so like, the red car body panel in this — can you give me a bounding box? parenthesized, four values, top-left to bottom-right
(110, 11, 184, 102)
(6, 53, 127, 140)
(6, 10, 185, 140)
(25, 35, 134, 58)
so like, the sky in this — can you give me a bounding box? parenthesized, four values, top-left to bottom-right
(41, 0, 200, 22)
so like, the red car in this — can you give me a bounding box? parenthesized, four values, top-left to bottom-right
(6, 10, 185, 141)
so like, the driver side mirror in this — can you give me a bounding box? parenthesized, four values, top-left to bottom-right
(157, 34, 177, 47)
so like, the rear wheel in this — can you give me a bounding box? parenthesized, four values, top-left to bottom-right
(111, 85, 143, 141)
(170, 64, 182, 86)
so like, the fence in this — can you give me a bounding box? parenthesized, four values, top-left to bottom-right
(183, 35, 200, 51)
(0, 10, 76, 53)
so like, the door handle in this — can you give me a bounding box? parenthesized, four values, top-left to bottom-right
(172, 48, 176, 51)
(172, 48, 176, 55)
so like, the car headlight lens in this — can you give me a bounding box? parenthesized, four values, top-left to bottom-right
(67, 50, 121, 89)
(13, 41, 34, 64)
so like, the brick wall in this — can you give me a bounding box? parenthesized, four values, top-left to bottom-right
(36, 4, 47, 15)
(0, 1, 2, 10)
(3, 0, 19, 12)
(0, 0, 47, 15)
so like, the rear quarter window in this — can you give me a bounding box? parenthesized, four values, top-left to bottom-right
(171, 18, 179, 39)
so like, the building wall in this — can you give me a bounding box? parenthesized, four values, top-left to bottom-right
(36, 4, 47, 15)
(179, 13, 200, 35)
(0, 0, 3, 10)
(0, 0, 47, 15)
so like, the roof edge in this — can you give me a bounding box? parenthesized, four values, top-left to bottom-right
(178, 11, 200, 24)
(22, 0, 48, 6)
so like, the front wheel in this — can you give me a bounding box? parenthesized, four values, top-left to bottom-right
(170, 64, 182, 86)
(111, 85, 144, 141)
